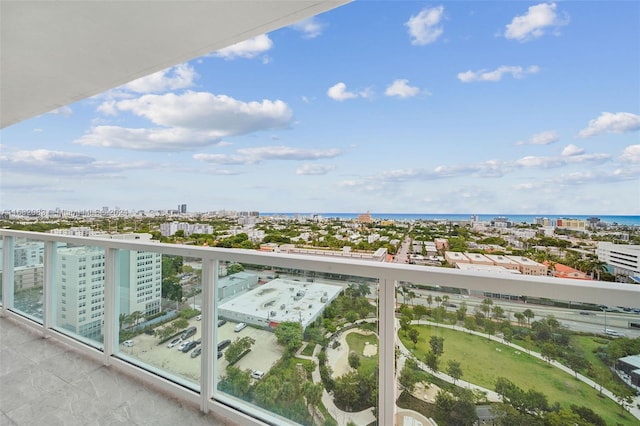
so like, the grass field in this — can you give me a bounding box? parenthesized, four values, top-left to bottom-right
(399, 326, 638, 426)
(346, 332, 378, 377)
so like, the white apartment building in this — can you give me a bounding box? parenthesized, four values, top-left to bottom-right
(160, 221, 213, 237)
(50, 227, 96, 237)
(597, 242, 640, 282)
(56, 236, 162, 339)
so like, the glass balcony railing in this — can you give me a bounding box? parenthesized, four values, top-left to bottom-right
(1, 230, 639, 426)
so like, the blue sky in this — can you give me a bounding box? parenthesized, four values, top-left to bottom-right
(1, 1, 639, 215)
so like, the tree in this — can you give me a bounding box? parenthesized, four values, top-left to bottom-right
(275, 321, 303, 354)
(225, 336, 255, 364)
(447, 360, 463, 384)
(514, 312, 525, 327)
(523, 308, 535, 327)
(227, 263, 244, 275)
(493, 306, 505, 321)
(399, 357, 420, 392)
(399, 314, 413, 335)
(456, 302, 467, 322)
(429, 335, 444, 357)
(408, 327, 420, 348)
(425, 351, 439, 373)
(481, 298, 493, 316)
(540, 342, 557, 364)
(566, 353, 589, 378)
(348, 351, 361, 370)
(303, 381, 323, 415)
(218, 366, 251, 399)
(484, 319, 496, 340)
(413, 304, 427, 320)
(426, 295, 433, 308)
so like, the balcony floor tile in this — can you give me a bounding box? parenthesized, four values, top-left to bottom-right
(0, 316, 240, 426)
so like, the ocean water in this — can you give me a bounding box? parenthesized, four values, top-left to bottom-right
(261, 213, 640, 226)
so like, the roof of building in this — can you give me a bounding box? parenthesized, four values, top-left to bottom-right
(618, 354, 640, 368)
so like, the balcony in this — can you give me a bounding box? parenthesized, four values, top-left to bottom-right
(2, 229, 640, 425)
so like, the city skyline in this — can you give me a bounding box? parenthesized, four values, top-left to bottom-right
(1, 1, 639, 215)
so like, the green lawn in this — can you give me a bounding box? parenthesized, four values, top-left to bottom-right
(346, 331, 378, 377)
(400, 326, 638, 426)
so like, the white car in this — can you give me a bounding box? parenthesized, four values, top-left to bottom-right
(177, 340, 192, 351)
(234, 322, 247, 332)
(251, 370, 265, 380)
(167, 337, 182, 348)
(123, 340, 134, 347)
(604, 329, 625, 337)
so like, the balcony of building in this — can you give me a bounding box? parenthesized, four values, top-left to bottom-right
(2, 230, 640, 426)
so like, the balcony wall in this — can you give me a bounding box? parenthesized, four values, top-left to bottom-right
(1, 230, 639, 425)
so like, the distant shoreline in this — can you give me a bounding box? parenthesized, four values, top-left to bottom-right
(261, 213, 640, 226)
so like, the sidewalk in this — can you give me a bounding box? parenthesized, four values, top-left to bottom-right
(296, 341, 376, 426)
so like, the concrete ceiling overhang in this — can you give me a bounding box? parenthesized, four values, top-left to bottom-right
(0, 0, 350, 129)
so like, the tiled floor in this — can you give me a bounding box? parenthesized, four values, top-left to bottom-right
(0, 316, 238, 426)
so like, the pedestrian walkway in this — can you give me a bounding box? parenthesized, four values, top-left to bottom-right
(296, 340, 376, 426)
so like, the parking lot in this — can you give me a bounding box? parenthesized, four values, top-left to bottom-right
(120, 318, 283, 384)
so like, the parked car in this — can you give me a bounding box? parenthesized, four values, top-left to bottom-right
(251, 370, 265, 380)
(181, 340, 198, 353)
(181, 326, 197, 340)
(217, 339, 231, 351)
(196, 315, 202, 321)
(234, 322, 247, 332)
(123, 340, 134, 347)
(217, 351, 223, 359)
(217, 319, 227, 327)
(190, 346, 202, 358)
(167, 337, 182, 348)
(177, 340, 192, 351)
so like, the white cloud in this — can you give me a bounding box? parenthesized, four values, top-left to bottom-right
(0, 149, 150, 175)
(79, 91, 293, 151)
(47, 106, 73, 116)
(578, 112, 640, 138)
(516, 130, 558, 145)
(213, 34, 273, 60)
(194, 146, 342, 165)
(327, 82, 372, 101)
(385, 79, 421, 98)
(458, 65, 540, 83)
(505, 2, 569, 42)
(406, 6, 445, 45)
(516, 152, 610, 168)
(296, 164, 336, 175)
(76, 126, 226, 151)
(290, 17, 326, 39)
(620, 145, 640, 163)
(561, 144, 584, 156)
(122, 64, 196, 94)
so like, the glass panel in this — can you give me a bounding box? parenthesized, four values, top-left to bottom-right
(12, 238, 44, 322)
(0, 238, 3, 305)
(214, 262, 379, 426)
(395, 283, 640, 426)
(53, 243, 104, 348)
(116, 251, 202, 389)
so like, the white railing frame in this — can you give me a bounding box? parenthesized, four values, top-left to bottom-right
(1, 230, 639, 426)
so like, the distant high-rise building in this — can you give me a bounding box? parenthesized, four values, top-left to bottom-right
(178, 204, 187, 214)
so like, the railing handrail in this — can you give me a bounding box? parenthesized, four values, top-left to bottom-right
(1, 229, 637, 307)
